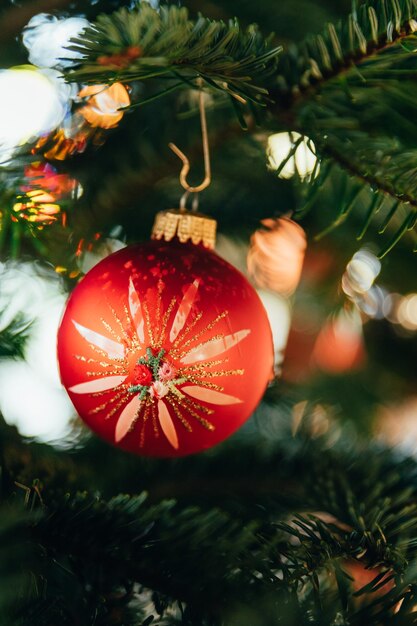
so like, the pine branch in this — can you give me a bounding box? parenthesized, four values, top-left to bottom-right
(4, 427, 417, 624)
(65, 1, 417, 250)
(269, 1, 417, 249)
(294, 150, 417, 256)
(273, 0, 417, 100)
(65, 3, 281, 105)
(0, 316, 31, 359)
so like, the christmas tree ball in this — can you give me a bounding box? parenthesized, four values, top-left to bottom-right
(57, 239, 274, 456)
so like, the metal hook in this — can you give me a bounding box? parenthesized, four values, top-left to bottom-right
(169, 85, 211, 194)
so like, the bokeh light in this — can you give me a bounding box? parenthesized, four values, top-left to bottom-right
(0, 66, 72, 160)
(22, 13, 90, 69)
(13, 189, 61, 225)
(247, 217, 307, 296)
(312, 309, 365, 374)
(267, 132, 319, 180)
(78, 83, 131, 129)
(0, 262, 74, 442)
(395, 293, 417, 331)
(257, 290, 292, 372)
(342, 248, 381, 296)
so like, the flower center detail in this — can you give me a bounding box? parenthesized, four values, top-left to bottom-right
(128, 347, 184, 401)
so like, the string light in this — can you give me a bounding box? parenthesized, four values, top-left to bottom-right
(267, 132, 319, 180)
(0, 66, 71, 160)
(22, 13, 90, 69)
(343, 248, 417, 332)
(0, 262, 74, 442)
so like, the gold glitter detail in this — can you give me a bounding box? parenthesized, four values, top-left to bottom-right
(176, 333, 224, 360)
(91, 383, 129, 398)
(151, 402, 159, 437)
(179, 359, 229, 374)
(122, 304, 142, 348)
(178, 393, 214, 416)
(165, 396, 192, 432)
(104, 398, 126, 420)
(171, 311, 203, 349)
(156, 296, 176, 348)
(88, 343, 115, 360)
(109, 305, 131, 344)
(140, 422, 146, 448)
(179, 311, 228, 351)
(175, 396, 215, 431)
(140, 399, 152, 447)
(199, 369, 244, 379)
(122, 343, 142, 359)
(86, 369, 126, 377)
(168, 383, 186, 400)
(143, 302, 155, 347)
(89, 389, 126, 415)
(155, 281, 163, 331)
(74, 355, 126, 371)
(184, 377, 224, 392)
(128, 396, 148, 432)
(101, 318, 122, 343)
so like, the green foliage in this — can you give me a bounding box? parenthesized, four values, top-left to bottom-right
(274, 0, 417, 97)
(3, 428, 417, 625)
(62, 0, 417, 249)
(272, 0, 417, 250)
(294, 156, 417, 256)
(0, 316, 31, 359)
(66, 3, 281, 106)
(0, 1, 416, 623)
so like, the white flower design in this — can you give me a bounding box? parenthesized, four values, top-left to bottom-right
(69, 278, 250, 450)
(149, 381, 169, 399)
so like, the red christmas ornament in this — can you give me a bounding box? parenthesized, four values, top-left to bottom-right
(57, 238, 274, 457)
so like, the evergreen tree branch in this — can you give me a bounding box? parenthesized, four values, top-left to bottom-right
(62, 1, 417, 250)
(273, 0, 417, 101)
(3, 420, 417, 624)
(0, 316, 31, 359)
(65, 3, 281, 105)
(268, 1, 417, 248)
(1, 473, 415, 625)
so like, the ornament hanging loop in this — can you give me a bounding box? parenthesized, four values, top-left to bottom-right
(179, 190, 200, 213)
(169, 81, 211, 194)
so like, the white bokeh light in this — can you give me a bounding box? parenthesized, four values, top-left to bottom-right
(257, 290, 292, 372)
(0, 262, 74, 443)
(0, 66, 71, 160)
(0, 361, 73, 441)
(343, 249, 381, 295)
(396, 293, 417, 331)
(23, 13, 90, 69)
(267, 132, 319, 180)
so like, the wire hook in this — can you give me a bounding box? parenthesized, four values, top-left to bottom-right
(169, 84, 211, 194)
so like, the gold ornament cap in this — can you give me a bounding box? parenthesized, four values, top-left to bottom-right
(151, 209, 217, 249)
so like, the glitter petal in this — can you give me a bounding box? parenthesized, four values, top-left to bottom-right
(181, 329, 250, 365)
(158, 399, 179, 449)
(128, 277, 145, 343)
(73, 321, 125, 358)
(182, 385, 243, 405)
(169, 279, 199, 343)
(69, 375, 127, 394)
(115, 394, 141, 442)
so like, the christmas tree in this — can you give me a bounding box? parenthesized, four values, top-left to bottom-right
(1, 0, 417, 623)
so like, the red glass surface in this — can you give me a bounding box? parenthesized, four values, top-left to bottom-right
(57, 239, 274, 456)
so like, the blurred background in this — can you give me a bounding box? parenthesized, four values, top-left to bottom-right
(0, 0, 415, 486)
